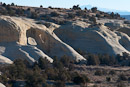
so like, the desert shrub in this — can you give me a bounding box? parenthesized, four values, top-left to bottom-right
(48, 6, 53, 9)
(8, 59, 29, 80)
(54, 81, 65, 87)
(99, 54, 110, 65)
(84, 7, 87, 11)
(118, 74, 127, 81)
(43, 22, 50, 28)
(83, 14, 88, 18)
(89, 16, 96, 24)
(57, 71, 70, 82)
(117, 82, 126, 87)
(16, 9, 24, 16)
(72, 5, 81, 10)
(53, 19, 66, 25)
(91, 7, 97, 13)
(53, 56, 64, 70)
(30, 12, 38, 19)
(81, 74, 90, 83)
(72, 73, 90, 85)
(115, 13, 120, 18)
(67, 13, 75, 19)
(96, 14, 101, 18)
(104, 14, 110, 18)
(124, 20, 130, 24)
(87, 54, 100, 65)
(50, 12, 59, 17)
(95, 70, 103, 76)
(110, 12, 115, 18)
(2, 3, 6, 6)
(106, 77, 111, 82)
(76, 10, 85, 17)
(73, 75, 86, 84)
(38, 57, 51, 69)
(5, 5, 16, 16)
(0, 74, 8, 84)
(60, 55, 74, 67)
(93, 85, 98, 87)
(109, 70, 116, 75)
(45, 67, 58, 80)
(128, 77, 130, 81)
(26, 71, 46, 87)
(40, 5, 43, 8)
(11, 3, 15, 6)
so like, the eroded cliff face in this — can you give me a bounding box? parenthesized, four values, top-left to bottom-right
(54, 21, 130, 56)
(0, 16, 86, 64)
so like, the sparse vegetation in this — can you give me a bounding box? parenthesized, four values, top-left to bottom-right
(0, 2, 129, 87)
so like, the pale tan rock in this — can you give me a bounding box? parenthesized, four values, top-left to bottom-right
(0, 16, 86, 63)
(54, 20, 130, 55)
(0, 83, 6, 87)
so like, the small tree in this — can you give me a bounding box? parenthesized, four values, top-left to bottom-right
(87, 54, 100, 65)
(11, 3, 15, 6)
(110, 12, 115, 18)
(38, 57, 50, 70)
(53, 56, 64, 70)
(72, 5, 81, 10)
(84, 7, 87, 11)
(40, 5, 43, 8)
(26, 72, 46, 87)
(60, 55, 72, 67)
(2, 3, 6, 6)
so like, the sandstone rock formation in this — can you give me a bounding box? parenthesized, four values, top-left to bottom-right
(54, 20, 130, 56)
(0, 16, 86, 64)
(1, 15, 130, 64)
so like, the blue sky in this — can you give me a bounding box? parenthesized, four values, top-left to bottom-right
(1, 0, 130, 11)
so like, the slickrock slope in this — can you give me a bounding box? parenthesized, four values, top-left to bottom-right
(0, 55, 12, 64)
(54, 21, 130, 55)
(0, 16, 86, 64)
(0, 83, 6, 87)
